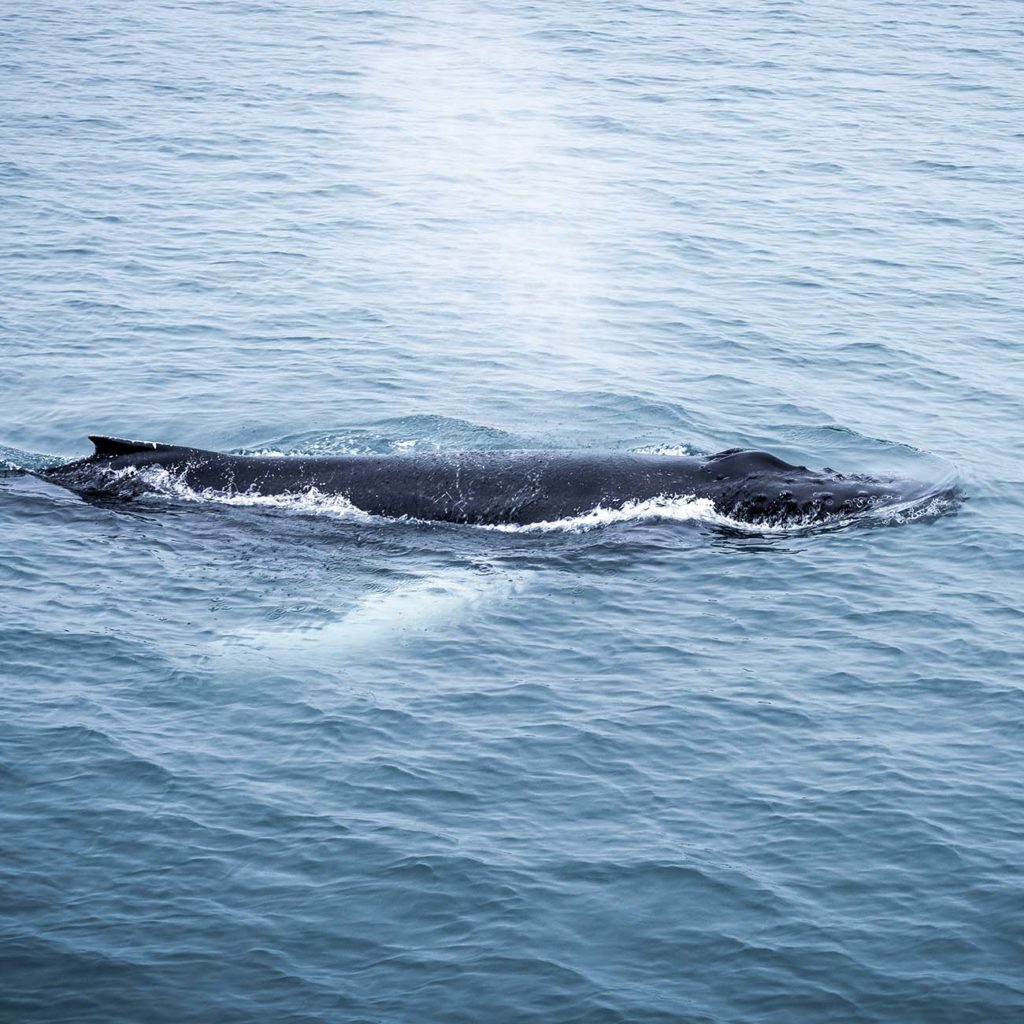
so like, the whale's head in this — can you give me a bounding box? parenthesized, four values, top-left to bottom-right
(701, 449, 948, 528)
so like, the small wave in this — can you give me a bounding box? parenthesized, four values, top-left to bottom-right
(243, 418, 541, 458)
(484, 495, 719, 533)
(630, 443, 699, 457)
(241, 438, 439, 458)
(97, 465, 376, 521)
(0, 444, 61, 474)
(860, 490, 962, 527)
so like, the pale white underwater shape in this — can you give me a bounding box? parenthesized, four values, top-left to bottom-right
(224, 567, 525, 660)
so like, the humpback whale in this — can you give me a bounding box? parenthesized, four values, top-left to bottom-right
(39, 435, 935, 528)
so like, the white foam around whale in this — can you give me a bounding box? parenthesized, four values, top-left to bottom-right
(483, 495, 720, 533)
(108, 465, 375, 520)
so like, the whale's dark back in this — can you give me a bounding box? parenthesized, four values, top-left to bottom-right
(41, 436, 921, 527)
(48, 442, 710, 524)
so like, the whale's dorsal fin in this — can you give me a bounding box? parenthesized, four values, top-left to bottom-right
(88, 435, 178, 458)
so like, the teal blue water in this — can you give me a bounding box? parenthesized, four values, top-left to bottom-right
(2, 2, 1023, 1021)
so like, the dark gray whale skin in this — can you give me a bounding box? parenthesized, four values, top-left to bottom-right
(39, 436, 929, 527)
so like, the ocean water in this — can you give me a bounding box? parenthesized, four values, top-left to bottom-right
(2, 1, 1022, 1021)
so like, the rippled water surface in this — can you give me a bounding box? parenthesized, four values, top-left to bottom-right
(2, 2, 1023, 1021)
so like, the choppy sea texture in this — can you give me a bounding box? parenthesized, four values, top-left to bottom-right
(2, 1, 1023, 1022)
